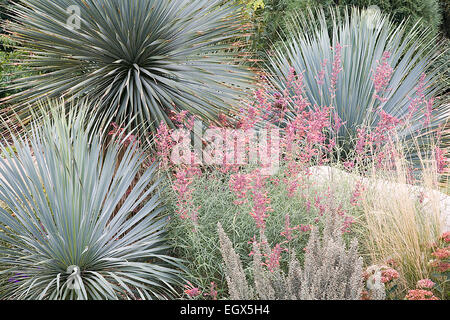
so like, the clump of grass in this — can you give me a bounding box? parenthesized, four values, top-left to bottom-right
(163, 166, 362, 297)
(361, 141, 446, 294)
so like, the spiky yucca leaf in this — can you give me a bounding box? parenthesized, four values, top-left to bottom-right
(0, 100, 183, 300)
(2, 0, 252, 135)
(268, 7, 449, 147)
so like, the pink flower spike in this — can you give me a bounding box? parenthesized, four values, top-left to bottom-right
(316, 59, 328, 86)
(184, 282, 202, 298)
(330, 43, 343, 99)
(281, 214, 300, 241)
(435, 147, 446, 174)
(263, 243, 287, 272)
(372, 51, 393, 103)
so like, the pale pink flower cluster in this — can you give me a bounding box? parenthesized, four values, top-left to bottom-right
(341, 216, 355, 234)
(229, 170, 273, 229)
(441, 231, 450, 243)
(380, 268, 399, 283)
(423, 98, 435, 126)
(283, 104, 331, 196)
(353, 110, 401, 169)
(372, 110, 400, 146)
(416, 278, 435, 289)
(300, 224, 312, 232)
(431, 247, 450, 260)
(332, 111, 345, 133)
(407, 73, 426, 118)
(405, 289, 439, 300)
(206, 282, 218, 300)
(314, 195, 326, 216)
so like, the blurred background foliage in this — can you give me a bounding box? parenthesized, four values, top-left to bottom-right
(233, 0, 449, 98)
(235, 0, 446, 52)
(1, 0, 24, 100)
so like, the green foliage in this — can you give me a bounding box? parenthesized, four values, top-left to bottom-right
(3, 0, 252, 136)
(440, 0, 450, 38)
(0, 35, 28, 100)
(218, 212, 364, 300)
(429, 233, 450, 300)
(164, 167, 361, 297)
(268, 7, 448, 153)
(0, 100, 184, 300)
(0, 0, 8, 22)
(245, 0, 443, 53)
(236, 0, 265, 15)
(0, 1, 16, 34)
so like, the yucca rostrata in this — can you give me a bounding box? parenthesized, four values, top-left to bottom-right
(0, 100, 184, 300)
(268, 7, 449, 151)
(2, 0, 252, 136)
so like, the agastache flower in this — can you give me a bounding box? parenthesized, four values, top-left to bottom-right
(332, 111, 345, 133)
(423, 98, 434, 126)
(355, 127, 368, 155)
(344, 161, 355, 171)
(300, 224, 312, 232)
(174, 110, 189, 127)
(407, 73, 427, 118)
(314, 195, 326, 216)
(341, 216, 355, 234)
(373, 110, 400, 146)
